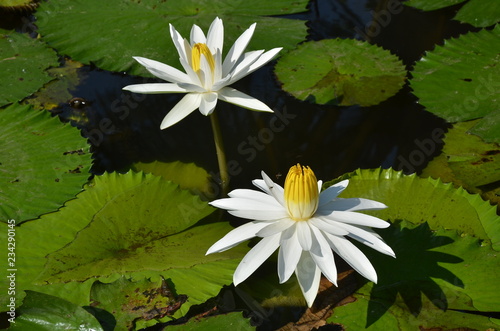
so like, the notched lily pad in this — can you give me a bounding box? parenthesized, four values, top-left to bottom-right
(404, 0, 500, 27)
(35, 0, 308, 75)
(0, 29, 59, 107)
(0, 103, 91, 223)
(410, 25, 500, 141)
(275, 39, 406, 106)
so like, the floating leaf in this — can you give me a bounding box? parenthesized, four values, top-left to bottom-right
(0, 29, 59, 107)
(132, 160, 212, 197)
(410, 26, 500, 142)
(421, 120, 500, 205)
(168, 312, 253, 331)
(0, 103, 91, 223)
(275, 39, 406, 106)
(7, 290, 103, 331)
(90, 277, 187, 330)
(35, 0, 308, 76)
(405, 0, 500, 27)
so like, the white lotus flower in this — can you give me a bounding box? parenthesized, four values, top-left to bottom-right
(123, 17, 282, 129)
(206, 164, 395, 307)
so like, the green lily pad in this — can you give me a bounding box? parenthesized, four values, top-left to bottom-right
(0, 103, 91, 223)
(421, 120, 500, 205)
(35, 0, 308, 76)
(404, 0, 500, 27)
(410, 25, 500, 142)
(7, 290, 103, 331)
(168, 312, 253, 331)
(0, 29, 59, 107)
(7, 171, 247, 322)
(132, 160, 212, 197)
(90, 277, 187, 330)
(275, 39, 406, 106)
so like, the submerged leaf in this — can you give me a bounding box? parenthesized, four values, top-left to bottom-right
(167, 312, 253, 331)
(275, 39, 406, 106)
(35, 0, 308, 76)
(410, 25, 500, 141)
(0, 103, 91, 223)
(0, 29, 59, 107)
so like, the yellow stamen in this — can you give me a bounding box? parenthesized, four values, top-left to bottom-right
(191, 43, 215, 73)
(284, 164, 319, 221)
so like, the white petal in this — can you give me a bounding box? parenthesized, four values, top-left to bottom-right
(222, 23, 256, 77)
(227, 50, 264, 82)
(207, 17, 224, 53)
(261, 171, 286, 207)
(169, 24, 188, 63)
(177, 82, 206, 93)
(179, 56, 203, 87)
(323, 233, 378, 283)
(210, 197, 284, 211)
(228, 209, 289, 221)
(198, 55, 213, 89)
(324, 211, 390, 228)
(190, 24, 206, 45)
(278, 224, 302, 283)
(213, 49, 223, 82)
(335, 222, 395, 257)
(320, 198, 388, 213)
(318, 180, 349, 206)
(228, 189, 281, 207)
(296, 221, 313, 251)
(123, 83, 188, 94)
(295, 252, 321, 307)
(206, 220, 273, 254)
(132, 56, 190, 84)
(228, 47, 282, 84)
(199, 92, 218, 115)
(233, 234, 281, 285)
(160, 93, 202, 130)
(309, 226, 337, 285)
(256, 218, 295, 237)
(309, 217, 349, 237)
(218, 87, 273, 112)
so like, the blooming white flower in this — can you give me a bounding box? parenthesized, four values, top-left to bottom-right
(123, 17, 282, 129)
(206, 164, 395, 307)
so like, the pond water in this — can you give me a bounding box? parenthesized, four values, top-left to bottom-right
(6, 0, 469, 195)
(1, 0, 484, 329)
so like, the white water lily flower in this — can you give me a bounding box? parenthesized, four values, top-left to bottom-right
(206, 164, 395, 307)
(123, 17, 282, 129)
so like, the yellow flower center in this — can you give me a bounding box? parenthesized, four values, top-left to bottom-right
(191, 43, 215, 73)
(284, 164, 319, 221)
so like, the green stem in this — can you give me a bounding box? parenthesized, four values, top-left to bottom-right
(210, 112, 229, 197)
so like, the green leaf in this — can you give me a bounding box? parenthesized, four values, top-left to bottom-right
(275, 39, 406, 106)
(131, 160, 212, 196)
(404, 0, 500, 27)
(0, 103, 91, 223)
(89, 277, 187, 330)
(0, 29, 59, 107)
(168, 312, 254, 331)
(328, 223, 500, 329)
(410, 26, 500, 141)
(421, 120, 500, 205)
(35, 0, 308, 76)
(7, 290, 103, 331)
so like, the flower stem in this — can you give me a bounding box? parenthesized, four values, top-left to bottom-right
(210, 112, 229, 197)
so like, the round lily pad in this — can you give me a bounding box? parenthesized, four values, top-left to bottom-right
(275, 39, 406, 106)
(0, 103, 91, 223)
(35, 0, 308, 76)
(0, 29, 59, 107)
